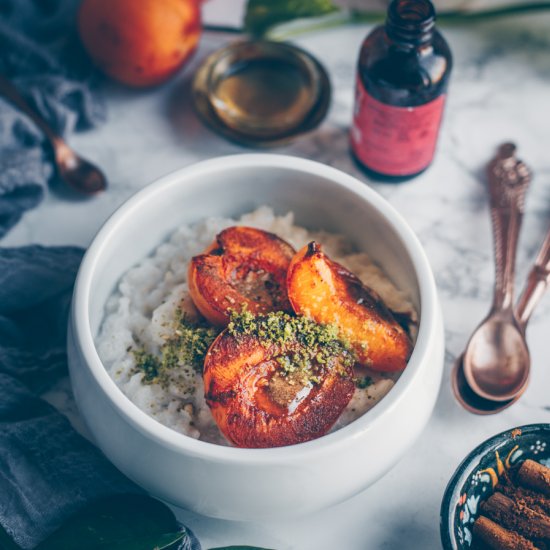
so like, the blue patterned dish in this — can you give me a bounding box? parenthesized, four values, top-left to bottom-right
(440, 423, 550, 549)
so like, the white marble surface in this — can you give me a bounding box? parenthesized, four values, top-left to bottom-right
(3, 13, 550, 550)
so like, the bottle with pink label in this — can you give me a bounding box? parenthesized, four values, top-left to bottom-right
(350, 0, 452, 181)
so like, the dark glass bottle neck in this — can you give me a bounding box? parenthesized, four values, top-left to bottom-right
(385, 0, 435, 48)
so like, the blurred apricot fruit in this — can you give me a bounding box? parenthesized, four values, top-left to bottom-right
(188, 227, 295, 326)
(78, 0, 201, 87)
(287, 242, 413, 372)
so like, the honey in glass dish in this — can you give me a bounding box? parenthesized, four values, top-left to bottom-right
(207, 41, 321, 139)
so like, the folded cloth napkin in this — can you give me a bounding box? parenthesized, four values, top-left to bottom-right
(0, 0, 105, 238)
(0, 246, 200, 549)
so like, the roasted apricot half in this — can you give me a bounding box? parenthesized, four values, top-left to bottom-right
(287, 242, 413, 372)
(203, 311, 355, 448)
(188, 227, 295, 326)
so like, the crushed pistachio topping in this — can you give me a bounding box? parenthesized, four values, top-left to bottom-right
(228, 309, 356, 384)
(133, 308, 220, 390)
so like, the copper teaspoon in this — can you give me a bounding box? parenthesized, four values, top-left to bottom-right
(453, 225, 550, 413)
(462, 143, 532, 402)
(0, 74, 107, 195)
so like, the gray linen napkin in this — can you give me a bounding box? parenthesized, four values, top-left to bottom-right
(0, 246, 201, 549)
(0, 4, 201, 548)
(0, 0, 105, 238)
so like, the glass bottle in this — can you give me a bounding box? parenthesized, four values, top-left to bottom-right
(350, 0, 453, 181)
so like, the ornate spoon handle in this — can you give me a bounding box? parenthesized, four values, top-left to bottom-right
(516, 226, 550, 328)
(486, 143, 531, 311)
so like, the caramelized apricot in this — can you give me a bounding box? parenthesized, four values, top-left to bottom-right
(203, 312, 355, 448)
(287, 242, 412, 372)
(188, 227, 295, 326)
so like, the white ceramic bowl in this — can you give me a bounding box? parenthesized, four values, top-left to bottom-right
(68, 154, 444, 520)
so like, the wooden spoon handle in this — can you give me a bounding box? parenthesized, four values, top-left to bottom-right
(516, 226, 550, 328)
(0, 73, 62, 145)
(486, 143, 531, 311)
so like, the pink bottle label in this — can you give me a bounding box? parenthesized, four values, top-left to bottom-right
(351, 78, 446, 176)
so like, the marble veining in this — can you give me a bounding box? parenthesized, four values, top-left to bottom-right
(4, 13, 550, 550)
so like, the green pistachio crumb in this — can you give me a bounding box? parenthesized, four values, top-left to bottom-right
(132, 308, 220, 390)
(228, 309, 356, 384)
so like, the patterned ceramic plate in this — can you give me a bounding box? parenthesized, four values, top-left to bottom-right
(440, 423, 550, 549)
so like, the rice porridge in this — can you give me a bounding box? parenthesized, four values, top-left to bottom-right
(96, 207, 416, 446)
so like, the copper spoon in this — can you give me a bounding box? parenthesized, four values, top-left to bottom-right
(0, 74, 107, 195)
(462, 143, 531, 402)
(453, 224, 550, 413)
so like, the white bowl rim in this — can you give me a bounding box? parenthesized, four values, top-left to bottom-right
(72, 153, 439, 464)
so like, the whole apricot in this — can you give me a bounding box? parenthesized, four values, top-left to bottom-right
(78, 0, 201, 87)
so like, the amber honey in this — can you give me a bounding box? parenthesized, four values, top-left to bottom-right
(191, 40, 330, 146)
(211, 57, 314, 136)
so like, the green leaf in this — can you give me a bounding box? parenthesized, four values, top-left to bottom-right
(36, 494, 188, 550)
(243, 0, 550, 40)
(108, 530, 189, 550)
(244, 0, 339, 37)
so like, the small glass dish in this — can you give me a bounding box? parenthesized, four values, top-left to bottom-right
(192, 40, 331, 147)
